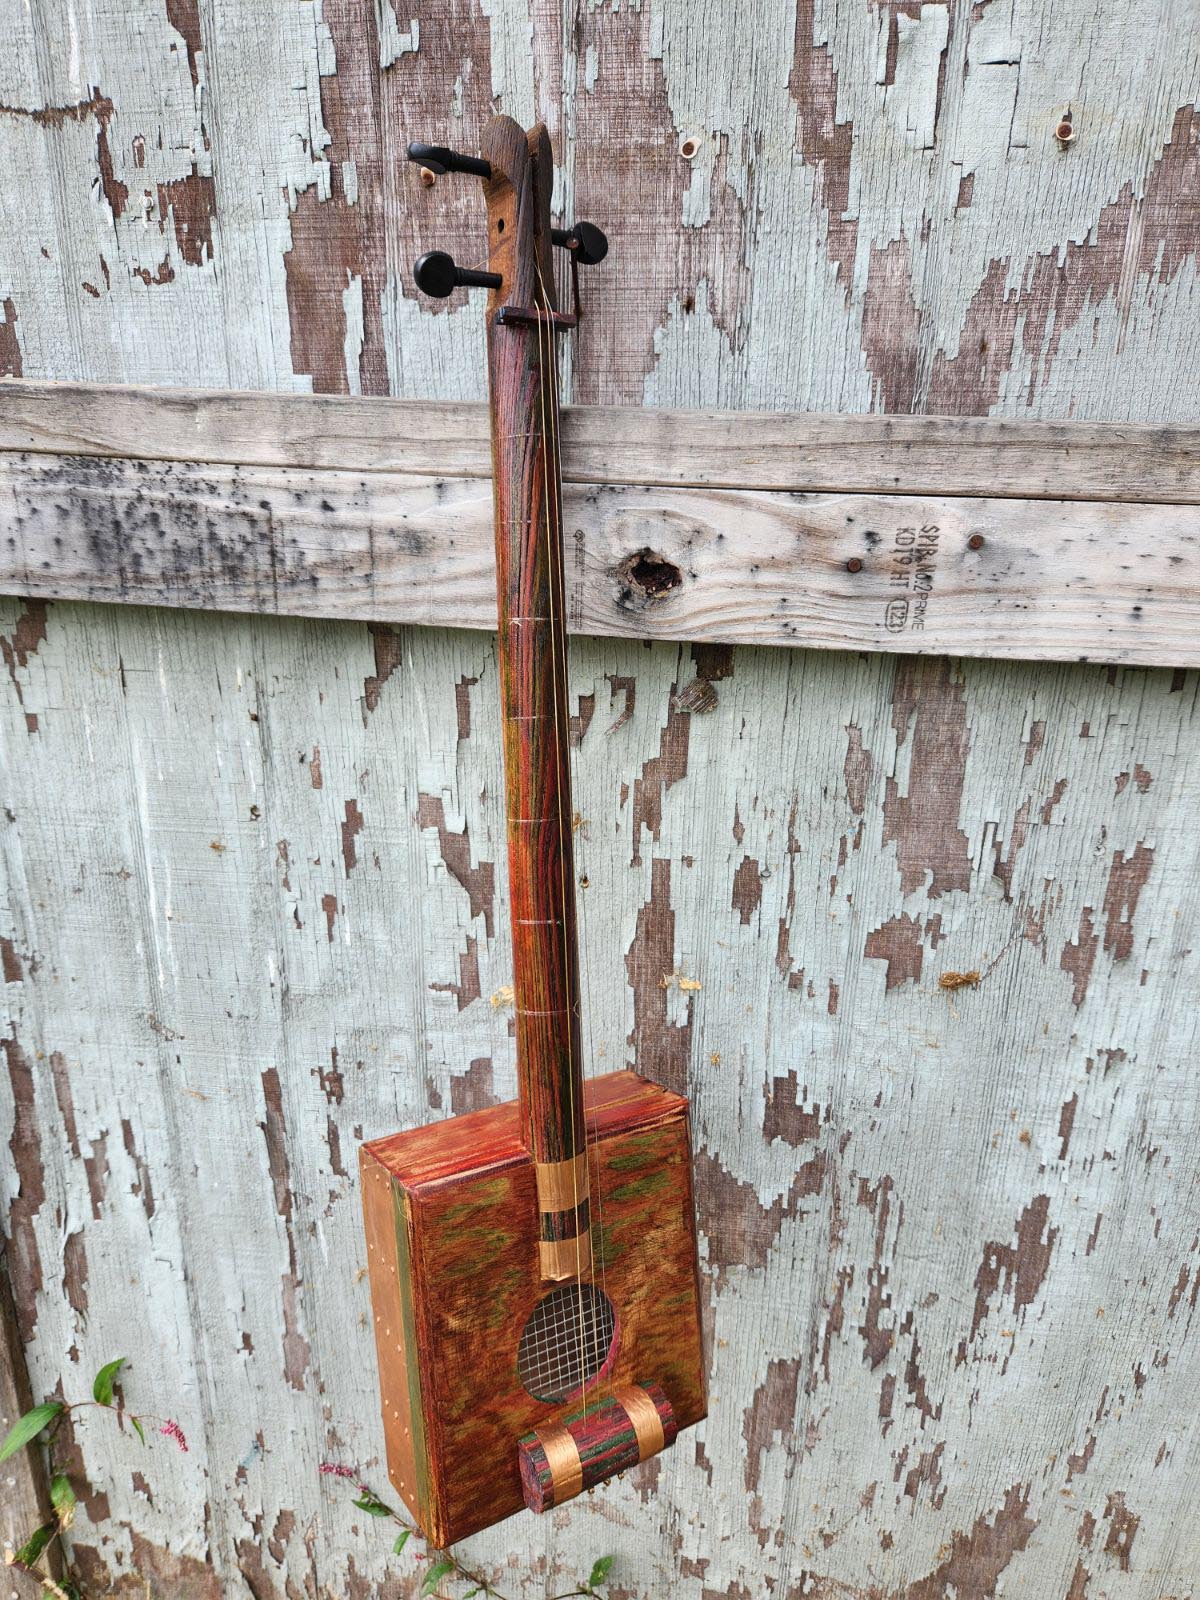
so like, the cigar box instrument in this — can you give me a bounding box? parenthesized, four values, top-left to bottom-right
(359, 117, 707, 1548)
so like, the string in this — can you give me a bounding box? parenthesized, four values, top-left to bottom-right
(533, 236, 612, 1410)
(529, 236, 589, 1416)
(559, 252, 613, 1404)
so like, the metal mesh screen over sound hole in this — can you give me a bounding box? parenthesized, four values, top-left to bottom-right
(517, 1284, 617, 1403)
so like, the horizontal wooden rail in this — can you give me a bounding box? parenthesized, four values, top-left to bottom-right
(1, 381, 1198, 666)
(4, 381, 1200, 501)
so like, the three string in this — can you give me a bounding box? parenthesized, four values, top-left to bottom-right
(530, 229, 610, 1424)
(528, 242, 585, 1417)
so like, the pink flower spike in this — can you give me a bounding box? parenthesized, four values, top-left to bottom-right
(319, 1462, 356, 1479)
(160, 1419, 189, 1452)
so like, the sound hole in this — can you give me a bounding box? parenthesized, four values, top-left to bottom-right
(517, 1283, 617, 1403)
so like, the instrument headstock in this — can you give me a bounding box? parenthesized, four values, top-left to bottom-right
(406, 117, 607, 323)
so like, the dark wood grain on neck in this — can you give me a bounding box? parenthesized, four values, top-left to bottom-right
(480, 118, 586, 1210)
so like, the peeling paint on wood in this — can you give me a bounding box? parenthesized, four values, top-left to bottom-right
(3, 0, 1200, 1595)
(5, 598, 1198, 1594)
(0, 1241, 62, 1581)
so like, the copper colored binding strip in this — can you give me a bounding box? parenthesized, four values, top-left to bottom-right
(539, 1229, 591, 1282)
(537, 1421, 584, 1504)
(614, 1384, 666, 1461)
(534, 1150, 590, 1212)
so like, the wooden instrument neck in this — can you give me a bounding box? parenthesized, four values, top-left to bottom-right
(480, 118, 590, 1278)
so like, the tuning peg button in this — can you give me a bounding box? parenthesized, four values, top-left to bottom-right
(413, 251, 502, 299)
(551, 221, 609, 266)
(407, 142, 492, 180)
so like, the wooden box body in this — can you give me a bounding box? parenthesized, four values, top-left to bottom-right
(359, 1070, 707, 1546)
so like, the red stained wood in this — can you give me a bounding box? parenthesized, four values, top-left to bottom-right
(359, 117, 705, 1547)
(482, 118, 586, 1180)
(518, 1382, 677, 1512)
(360, 1071, 707, 1547)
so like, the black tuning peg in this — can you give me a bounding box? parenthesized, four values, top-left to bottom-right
(413, 251, 502, 299)
(407, 141, 492, 180)
(551, 222, 608, 266)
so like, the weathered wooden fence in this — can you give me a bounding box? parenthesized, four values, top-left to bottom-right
(3, 2, 1200, 1597)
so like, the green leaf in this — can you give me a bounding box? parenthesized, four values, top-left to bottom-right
(462, 1590, 481, 1599)
(421, 1558, 454, 1595)
(588, 1555, 615, 1591)
(352, 1490, 393, 1519)
(392, 1529, 411, 1555)
(92, 1357, 126, 1406)
(130, 1415, 146, 1445)
(0, 1401, 64, 1465)
(14, 1520, 56, 1567)
(49, 1472, 76, 1524)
